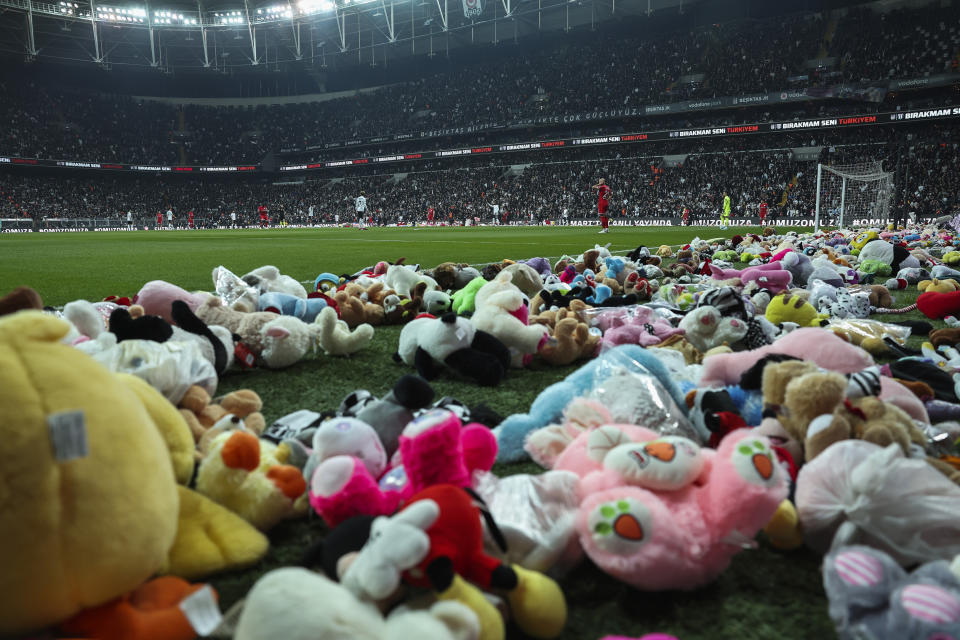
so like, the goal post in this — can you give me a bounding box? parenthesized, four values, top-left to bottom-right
(813, 161, 894, 232)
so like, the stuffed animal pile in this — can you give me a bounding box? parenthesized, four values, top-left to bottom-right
(7, 222, 960, 640)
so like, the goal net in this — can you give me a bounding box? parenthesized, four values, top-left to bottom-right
(814, 161, 894, 231)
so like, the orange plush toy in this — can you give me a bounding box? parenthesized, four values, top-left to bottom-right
(60, 577, 217, 640)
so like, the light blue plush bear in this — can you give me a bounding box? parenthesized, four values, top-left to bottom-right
(586, 283, 612, 305)
(493, 344, 689, 463)
(259, 291, 329, 323)
(605, 257, 626, 281)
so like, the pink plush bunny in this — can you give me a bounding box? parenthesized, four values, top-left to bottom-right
(309, 409, 497, 527)
(134, 280, 210, 323)
(559, 426, 786, 590)
(698, 327, 874, 388)
(739, 267, 792, 294)
(594, 306, 685, 349)
(709, 260, 783, 281)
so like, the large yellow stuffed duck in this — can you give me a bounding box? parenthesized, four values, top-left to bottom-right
(0, 311, 268, 637)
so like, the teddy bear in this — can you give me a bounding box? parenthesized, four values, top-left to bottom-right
(557, 425, 786, 591)
(335, 285, 385, 328)
(383, 292, 424, 325)
(678, 306, 748, 352)
(471, 271, 549, 368)
(178, 385, 265, 446)
(772, 364, 925, 464)
(196, 428, 309, 531)
(197, 298, 373, 368)
(395, 313, 511, 386)
(539, 317, 601, 366)
(308, 409, 497, 528)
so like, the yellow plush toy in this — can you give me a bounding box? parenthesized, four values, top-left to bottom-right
(196, 429, 309, 531)
(850, 230, 879, 253)
(764, 293, 828, 327)
(0, 311, 268, 636)
(918, 278, 960, 293)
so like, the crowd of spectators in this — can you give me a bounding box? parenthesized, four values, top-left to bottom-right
(0, 3, 956, 166)
(3, 122, 957, 228)
(832, 5, 960, 84)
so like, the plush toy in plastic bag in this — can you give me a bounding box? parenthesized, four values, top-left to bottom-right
(78, 334, 217, 404)
(213, 266, 259, 313)
(796, 441, 960, 566)
(472, 469, 583, 576)
(589, 352, 703, 443)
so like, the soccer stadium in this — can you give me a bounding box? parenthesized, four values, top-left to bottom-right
(1, 0, 960, 637)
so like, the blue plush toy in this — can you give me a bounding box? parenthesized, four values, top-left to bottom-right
(259, 292, 329, 322)
(493, 344, 689, 462)
(313, 272, 341, 293)
(676, 380, 764, 427)
(605, 256, 625, 281)
(586, 283, 612, 305)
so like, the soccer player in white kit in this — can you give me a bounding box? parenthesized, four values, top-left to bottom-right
(355, 192, 368, 230)
(308, 205, 314, 227)
(166, 208, 174, 230)
(126, 210, 133, 230)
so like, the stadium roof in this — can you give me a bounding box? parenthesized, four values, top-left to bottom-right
(0, 0, 709, 71)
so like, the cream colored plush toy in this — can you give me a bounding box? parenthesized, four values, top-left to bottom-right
(471, 271, 548, 368)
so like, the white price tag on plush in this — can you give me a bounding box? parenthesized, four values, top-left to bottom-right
(179, 585, 222, 636)
(48, 411, 88, 462)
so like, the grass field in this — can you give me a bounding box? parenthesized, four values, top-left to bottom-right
(2, 225, 929, 640)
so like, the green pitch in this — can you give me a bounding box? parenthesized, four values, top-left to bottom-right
(2, 225, 889, 639)
(0, 226, 795, 306)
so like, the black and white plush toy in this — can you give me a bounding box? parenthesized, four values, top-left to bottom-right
(394, 313, 511, 386)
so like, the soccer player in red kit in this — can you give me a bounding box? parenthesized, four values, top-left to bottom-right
(759, 200, 768, 225)
(187, 210, 195, 229)
(258, 205, 268, 228)
(591, 178, 612, 233)
(156, 211, 163, 229)
(427, 205, 435, 224)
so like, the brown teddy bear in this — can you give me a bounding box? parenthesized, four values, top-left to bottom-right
(334, 286, 385, 328)
(539, 317, 600, 366)
(765, 362, 958, 483)
(429, 262, 459, 291)
(653, 333, 702, 365)
(178, 385, 266, 457)
(576, 249, 601, 274)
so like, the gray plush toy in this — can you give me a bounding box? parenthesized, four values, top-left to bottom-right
(824, 544, 960, 640)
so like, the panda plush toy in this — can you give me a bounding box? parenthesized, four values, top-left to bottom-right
(395, 313, 511, 386)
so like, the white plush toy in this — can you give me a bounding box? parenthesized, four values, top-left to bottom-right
(234, 567, 479, 640)
(315, 306, 375, 356)
(385, 264, 441, 298)
(242, 265, 309, 299)
(471, 271, 548, 368)
(342, 499, 440, 601)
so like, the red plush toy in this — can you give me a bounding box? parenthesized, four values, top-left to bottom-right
(400, 485, 567, 639)
(917, 290, 960, 319)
